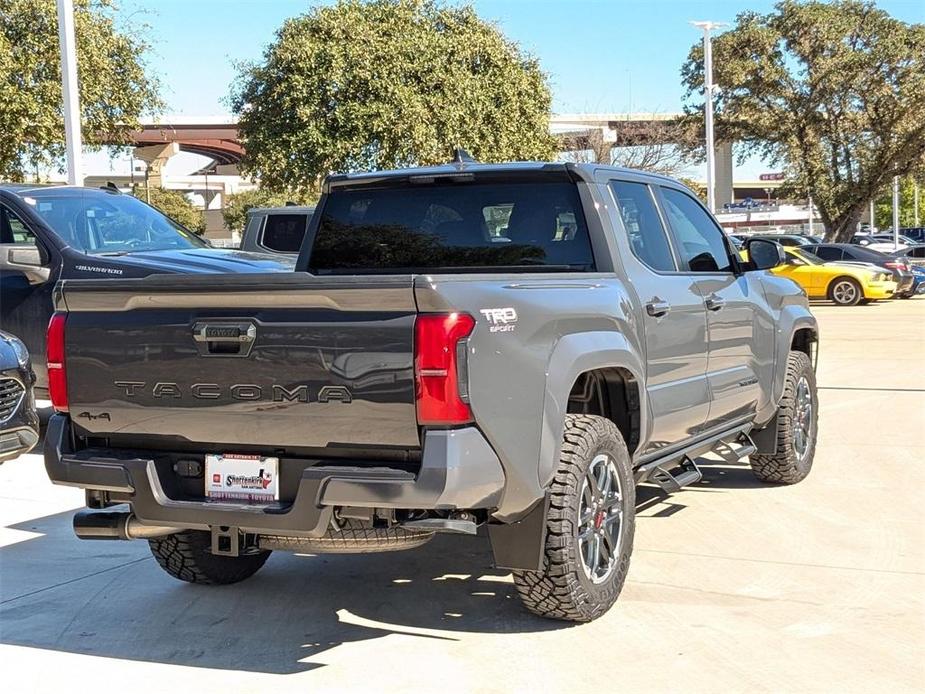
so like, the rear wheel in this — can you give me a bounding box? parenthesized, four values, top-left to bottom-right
(512, 414, 635, 622)
(828, 277, 862, 306)
(149, 530, 271, 585)
(750, 351, 817, 484)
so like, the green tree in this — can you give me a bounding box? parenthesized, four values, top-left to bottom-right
(230, 0, 556, 193)
(0, 0, 161, 180)
(221, 188, 313, 234)
(132, 186, 205, 235)
(874, 177, 923, 230)
(681, 1, 925, 241)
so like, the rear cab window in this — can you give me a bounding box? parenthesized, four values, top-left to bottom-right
(307, 178, 595, 273)
(261, 213, 307, 253)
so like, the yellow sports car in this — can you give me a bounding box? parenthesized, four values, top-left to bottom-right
(742, 246, 897, 305)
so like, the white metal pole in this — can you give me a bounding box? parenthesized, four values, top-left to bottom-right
(703, 29, 716, 213)
(56, 0, 83, 186)
(892, 176, 900, 245)
(915, 181, 920, 227)
(869, 199, 875, 232)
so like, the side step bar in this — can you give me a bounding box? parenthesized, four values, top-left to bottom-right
(646, 457, 702, 494)
(635, 429, 757, 494)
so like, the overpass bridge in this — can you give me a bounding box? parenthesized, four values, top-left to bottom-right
(114, 112, 745, 222)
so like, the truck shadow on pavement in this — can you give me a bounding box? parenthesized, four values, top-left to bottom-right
(1, 456, 766, 675)
(0, 508, 564, 674)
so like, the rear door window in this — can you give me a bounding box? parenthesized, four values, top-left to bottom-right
(261, 214, 307, 253)
(609, 181, 676, 272)
(308, 181, 594, 273)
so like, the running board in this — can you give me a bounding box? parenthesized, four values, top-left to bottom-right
(634, 425, 757, 493)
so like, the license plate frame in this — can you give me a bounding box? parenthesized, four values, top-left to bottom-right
(205, 453, 279, 502)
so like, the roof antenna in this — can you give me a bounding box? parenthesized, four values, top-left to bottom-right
(101, 181, 122, 194)
(451, 147, 476, 165)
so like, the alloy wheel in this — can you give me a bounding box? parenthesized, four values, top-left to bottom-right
(832, 280, 858, 305)
(578, 453, 624, 584)
(792, 376, 814, 462)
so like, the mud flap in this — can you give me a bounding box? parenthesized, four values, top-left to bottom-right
(751, 413, 780, 454)
(487, 495, 549, 571)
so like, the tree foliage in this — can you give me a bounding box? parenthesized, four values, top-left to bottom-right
(230, 0, 556, 193)
(221, 188, 314, 234)
(0, 0, 161, 180)
(681, 0, 925, 241)
(131, 186, 205, 235)
(874, 176, 923, 230)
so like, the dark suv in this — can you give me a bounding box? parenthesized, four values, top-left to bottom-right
(0, 330, 38, 463)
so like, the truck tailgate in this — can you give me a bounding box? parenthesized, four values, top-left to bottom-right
(58, 273, 419, 450)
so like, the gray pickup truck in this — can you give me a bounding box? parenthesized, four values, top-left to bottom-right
(44, 161, 818, 622)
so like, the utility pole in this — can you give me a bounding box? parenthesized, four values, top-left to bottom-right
(56, 0, 83, 186)
(691, 21, 726, 214)
(892, 176, 900, 246)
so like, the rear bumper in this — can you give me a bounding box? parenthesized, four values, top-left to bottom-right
(44, 415, 505, 537)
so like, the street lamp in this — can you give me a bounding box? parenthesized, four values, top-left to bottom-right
(691, 20, 727, 214)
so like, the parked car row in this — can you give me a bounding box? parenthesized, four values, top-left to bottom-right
(733, 232, 925, 305)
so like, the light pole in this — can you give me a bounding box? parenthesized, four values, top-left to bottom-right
(915, 180, 920, 227)
(56, 0, 83, 185)
(691, 20, 726, 214)
(892, 176, 900, 245)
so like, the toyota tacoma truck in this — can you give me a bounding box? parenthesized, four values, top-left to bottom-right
(43, 160, 819, 622)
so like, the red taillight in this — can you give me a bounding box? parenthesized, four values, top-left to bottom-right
(884, 261, 906, 270)
(46, 313, 68, 412)
(414, 313, 475, 425)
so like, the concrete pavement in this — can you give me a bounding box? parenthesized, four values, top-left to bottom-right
(1, 299, 923, 693)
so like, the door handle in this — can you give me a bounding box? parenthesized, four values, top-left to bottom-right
(705, 294, 726, 311)
(646, 300, 671, 317)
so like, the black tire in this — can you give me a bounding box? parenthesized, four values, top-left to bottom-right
(149, 530, 271, 585)
(828, 277, 862, 306)
(750, 351, 818, 485)
(512, 414, 635, 623)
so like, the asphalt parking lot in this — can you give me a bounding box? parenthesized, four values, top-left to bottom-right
(1, 299, 922, 693)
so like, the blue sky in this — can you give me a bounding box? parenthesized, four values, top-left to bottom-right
(93, 0, 924, 179)
(123, 0, 924, 115)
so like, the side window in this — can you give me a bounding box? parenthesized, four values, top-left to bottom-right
(0, 206, 37, 245)
(609, 181, 676, 272)
(813, 246, 842, 262)
(660, 187, 732, 272)
(910, 247, 925, 259)
(261, 214, 307, 253)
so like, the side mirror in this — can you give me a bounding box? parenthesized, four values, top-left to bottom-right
(9, 247, 42, 267)
(4, 246, 50, 285)
(745, 238, 786, 271)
